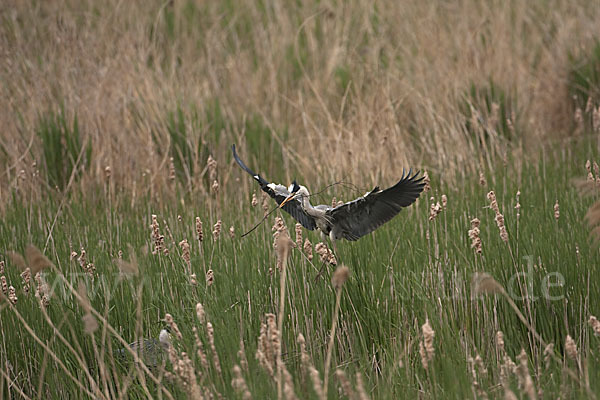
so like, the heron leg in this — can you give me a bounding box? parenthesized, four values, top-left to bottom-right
(327, 231, 339, 264)
(314, 260, 327, 283)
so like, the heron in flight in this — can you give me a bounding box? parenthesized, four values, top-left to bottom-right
(232, 145, 425, 248)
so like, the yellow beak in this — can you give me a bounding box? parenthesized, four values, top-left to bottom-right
(279, 194, 295, 208)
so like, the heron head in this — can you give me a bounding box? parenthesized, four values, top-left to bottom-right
(159, 329, 171, 348)
(280, 180, 302, 208)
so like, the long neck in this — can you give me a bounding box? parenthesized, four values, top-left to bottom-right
(299, 194, 322, 218)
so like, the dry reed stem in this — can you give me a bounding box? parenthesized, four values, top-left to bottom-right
(276, 231, 291, 400)
(192, 326, 209, 371)
(419, 319, 435, 370)
(232, 365, 252, 400)
(206, 322, 222, 375)
(355, 372, 370, 400)
(323, 266, 349, 398)
(516, 349, 537, 400)
(335, 369, 356, 399)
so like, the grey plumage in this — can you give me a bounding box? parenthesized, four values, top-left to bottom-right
(115, 329, 170, 368)
(233, 145, 425, 243)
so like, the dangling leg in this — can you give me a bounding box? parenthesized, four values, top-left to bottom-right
(329, 231, 339, 262)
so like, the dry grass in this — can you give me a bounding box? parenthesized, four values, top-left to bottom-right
(2, 0, 600, 205)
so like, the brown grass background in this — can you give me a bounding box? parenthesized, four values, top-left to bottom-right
(1, 0, 599, 201)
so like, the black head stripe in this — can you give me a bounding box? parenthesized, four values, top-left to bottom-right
(292, 180, 300, 193)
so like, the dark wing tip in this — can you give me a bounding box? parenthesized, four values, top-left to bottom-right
(232, 144, 269, 186)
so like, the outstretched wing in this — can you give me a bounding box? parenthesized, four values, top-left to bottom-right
(232, 145, 317, 230)
(327, 170, 425, 241)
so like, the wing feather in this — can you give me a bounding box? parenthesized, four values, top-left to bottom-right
(232, 145, 317, 230)
(328, 170, 425, 240)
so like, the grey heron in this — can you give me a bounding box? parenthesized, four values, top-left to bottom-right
(232, 145, 426, 247)
(115, 329, 170, 368)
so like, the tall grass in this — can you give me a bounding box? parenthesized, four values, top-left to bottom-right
(1, 140, 600, 398)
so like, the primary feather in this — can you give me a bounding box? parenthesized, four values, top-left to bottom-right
(232, 145, 317, 230)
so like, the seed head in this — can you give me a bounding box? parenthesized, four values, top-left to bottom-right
(20, 268, 31, 294)
(8, 285, 17, 305)
(468, 218, 482, 254)
(593, 106, 600, 133)
(585, 96, 593, 113)
(303, 239, 313, 261)
(565, 335, 578, 360)
(275, 230, 293, 266)
(332, 265, 350, 289)
(179, 239, 191, 272)
(151, 215, 166, 255)
(554, 200, 560, 221)
(196, 217, 204, 242)
(196, 303, 205, 324)
(429, 200, 442, 221)
(543, 343, 554, 370)
(471, 272, 504, 296)
(0, 275, 7, 295)
(206, 322, 222, 374)
(479, 172, 487, 187)
(589, 316, 600, 337)
(496, 331, 505, 354)
(488, 191, 508, 243)
(34, 272, 50, 308)
(487, 191, 499, 214)
(574, 107, 584, 134)
(0, 275, 8, 295)
(315, 242, 336, 265)
(295, 223, 303, 248)
(251, 193, 258, 207)
(586, 160, 594, 181)
(419, 319, 435, 369)
(212, 220, 222, 240)
(164, 313, 183, 340)
(423, 171, 431, 192)
(207, 155, 217, 182)
(168, 157, 176, 182)
(82, 312, 98, 334)
(231, 365, 252, 400)
(516, 349, 536, 399)
(335, 369, 356, 399)
(206, 269, 214, 286)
